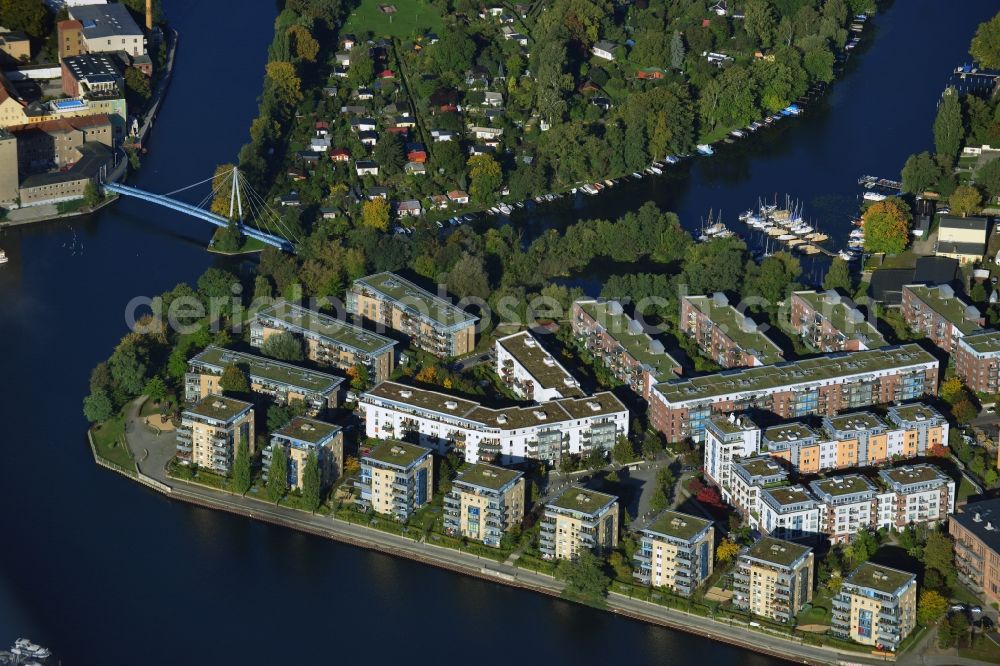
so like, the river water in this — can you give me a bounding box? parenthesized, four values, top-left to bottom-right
(0, 1, 994, 663)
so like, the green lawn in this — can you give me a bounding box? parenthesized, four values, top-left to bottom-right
(959, 475, 980, 502)
(90, 415, 136, 473)
(343, 0, 443, 38)
(959, 635, 1000, 662)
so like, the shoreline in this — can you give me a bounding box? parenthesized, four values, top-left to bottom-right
(89, 407, 892, 666)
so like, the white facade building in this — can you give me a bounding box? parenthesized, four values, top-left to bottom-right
(758, 485, 821, 540)
(704, 414, 761, 498)
(495, 331, 582, 402)
(358, 381, 629, 465)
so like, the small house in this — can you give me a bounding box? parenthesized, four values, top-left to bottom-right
(356, 160, 379, 177)
(483, 92, 504, 107)
(330, 148, 351, 162)
(396, 200, 423, 217)
(591, 40, 617, 61)
(366, 187, 389, 200)
(359, 130, 379, 147)
(405, 161, 427, 176)
(447, 190, 469, 205)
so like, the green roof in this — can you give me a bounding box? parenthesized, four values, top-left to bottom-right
(547, 486, 618, 516)
(960, 330, 1000, 355)
(762, 485, 814, 508)
(190, 346, 344, 393)
(575, 300, 680, 381)
(363, 440, 431, 469)
(684, 295, 783, 364)
(744, 537, 811, 568)
(879, 464, 947, 488)
(904, 285, 984, 334)
(736, 457, 788, 479)
(792, 291, 886, 348)
(763, 422, 818, 443)
(825, 412, 885, 433)
(644, 510, 712, 541)
(255, 300, 397, 355)
(654, 344, 936, 405)
(184, 395, 253, 423)
(496, 331, 583, 395)
(352, 272, 478, 328)
(888, 403, 943, 425)
(810, 475, 875, 499)
(274, 417, 341, 445)
(844, 562, 915, 595)
(707, 413, 758, 435)
(454, 463, 523, 492)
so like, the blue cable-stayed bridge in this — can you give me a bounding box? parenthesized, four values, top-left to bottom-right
(102, 167, 298, 253)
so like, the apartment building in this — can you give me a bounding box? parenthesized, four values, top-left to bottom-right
(703, 413, 761, 496)
(680, 293, 784, 368)
(809, 475, 880, 543)
(347, 272, 478, 357)
(358, 381, 628, 465)
(494, 330, 582, 402)
(571, 299, 682, 399)
(790, 290, 886, 352)
(263, 417, 343, 491)
(0, 129, 17, 203)
(355, 440, 433, 520)
(250, 300, 397, 384)
(443, 463, 525, 547)
(901, 284, 984, 353)
(185, 346, 344, 415)
(955, 330, 1000, 394)
(832, 563, 917, 651)
(649, 345, 938, 442)
(728, 456, 789, 519)
(633, 510, 714, 596)
(539, 486, 619, 560)
(8, 114, 112, 172)
(877, 465, 955, 529)
(950, 497, 1000, 607)
(763, 421, 826, 474)
(732, 537, 814, 623)
(68, 3, 146, 56)
(758, 485, 821, 540)
(61, 53, 123, 98)
(176, 396, 255, 475)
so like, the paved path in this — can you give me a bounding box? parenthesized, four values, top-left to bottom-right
(117, 404, 998, 666)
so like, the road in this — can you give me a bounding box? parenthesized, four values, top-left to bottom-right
(117, 403, 988, 666)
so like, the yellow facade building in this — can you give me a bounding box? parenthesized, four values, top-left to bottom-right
(444, 463, 525, 547)
(176, 396, 255, 475)
(633, 510, 714, 596)
(347, 272, 478, 358)
(832, 563, 917, 651)
(540, 486, 618, 560)
(733, 537, 814, 623)
(264, 417, 344, 492)
(356, 440, 433, 520)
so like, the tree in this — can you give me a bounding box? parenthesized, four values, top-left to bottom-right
(649, 485, 669, 513)
(209, 164, 238, 219)
(933, 87, 964, 165)
(823, 257, 853, 292)
(109, 342, 148, 398)
(267, 445, 289, 502)
(940, 376, 965, 404)
(220, 364, 250, 394)
(124, 67, 151, 106)
(924, 530, 957, 591)
(611, 436, 636, 464)
(347, 47, 373, 89)
(432, 140, 466, 181)
(952, 399, 977, 424)
(950, 185, 983, 218)
(862, 198, 910, 254)
(901, 152, 944, 195)
(554, 550, 609, 605)
(744, 0, 777, 47)
(231, 436, 252, 494)
(197, 267, 239, 302)
(970, 12, 1000, 70)
(746, 251, 801, 303)
(374, 132, 405, 175)
(261, 331, 304, 361)
(917, 590, 948, 625)
(83, 182, 104, 208)
(362, 198, 391, 232)
(302, 450, 321, 512)
(266, 61, 303, 106)
(0, 0, 50, 38)
(446, 254, 489, 299)
(670, 31, 685, 70)
(682, 237, 748, 294)
(467, 154, 502, 203)
(716, 539, 740, 564)
(143, 376, 167, 402)
(83, 389, 114, 423)
(287, 24, 319, 62)
(976, 158, 1000, 199)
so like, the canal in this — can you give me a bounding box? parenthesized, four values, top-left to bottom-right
(0, 1, 994, 663)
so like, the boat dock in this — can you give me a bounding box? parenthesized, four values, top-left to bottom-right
(858, 175, 901, 191)
(739, 199, 836, 257)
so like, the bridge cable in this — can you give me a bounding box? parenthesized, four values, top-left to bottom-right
(240, 179, 301, 245)
(159, 167, 235, 198)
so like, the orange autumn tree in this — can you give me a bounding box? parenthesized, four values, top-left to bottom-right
(863, 197, 910, 255)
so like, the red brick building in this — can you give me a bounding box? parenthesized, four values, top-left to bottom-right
(680, 293, 783, 368)
(900, 284, 984, 353)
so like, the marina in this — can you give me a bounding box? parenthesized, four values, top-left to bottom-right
(737, 197, 836, 258)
